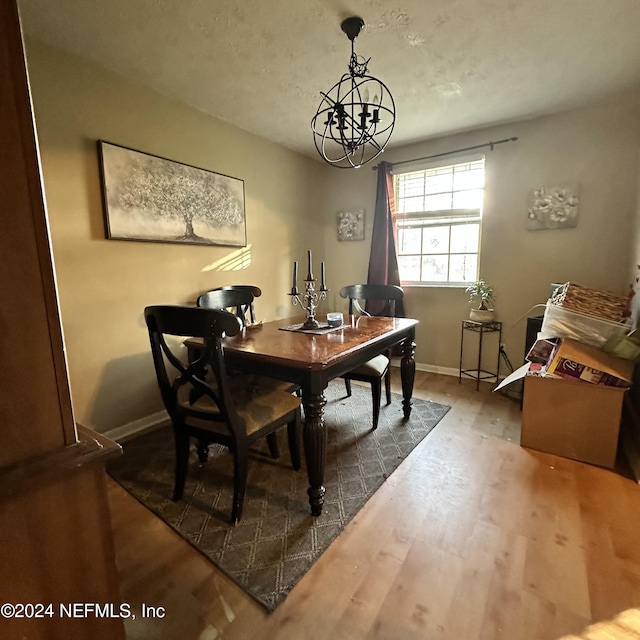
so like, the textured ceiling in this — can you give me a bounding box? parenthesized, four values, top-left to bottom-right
(17, 0, 640, 162)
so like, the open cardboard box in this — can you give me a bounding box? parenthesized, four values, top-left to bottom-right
(496, 339, 634, 468)
(544, 338, 634, 387)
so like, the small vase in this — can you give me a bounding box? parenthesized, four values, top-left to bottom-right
(469, 308, 494, 323)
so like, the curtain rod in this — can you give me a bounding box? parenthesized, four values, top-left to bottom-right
(373, 136, 519, 170)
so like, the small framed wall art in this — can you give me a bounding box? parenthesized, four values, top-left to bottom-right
(336, 209, 365, 241)
(527, 183, 579, 231)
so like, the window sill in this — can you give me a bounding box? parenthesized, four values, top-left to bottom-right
(400, 282, 470, 290)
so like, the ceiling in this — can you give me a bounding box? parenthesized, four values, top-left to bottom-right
(17, 0, 640, 163)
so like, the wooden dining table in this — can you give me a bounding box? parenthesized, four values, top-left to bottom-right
(188, 314, 418, 516)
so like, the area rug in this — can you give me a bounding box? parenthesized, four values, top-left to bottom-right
(107, 381, 450, 611)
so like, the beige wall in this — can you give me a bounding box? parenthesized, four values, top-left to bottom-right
(25, 40, 325, 432)
(629, 120, 640, 325)
(321, 88, 640, 373)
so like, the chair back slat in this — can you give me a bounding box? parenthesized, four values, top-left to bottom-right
(339, 284, 404, 317)
(197, 286, 261, 324)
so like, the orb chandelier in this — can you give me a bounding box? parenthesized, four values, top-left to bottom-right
(311, 17, 396, 169)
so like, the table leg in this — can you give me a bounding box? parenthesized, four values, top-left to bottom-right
(400, 335, 416, 419)
(302, 389, 327, 516)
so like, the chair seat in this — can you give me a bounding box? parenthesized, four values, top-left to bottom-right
(345, 354, 389, 378)
(177, 374, 301, 436)
(229, 371, 298, 395)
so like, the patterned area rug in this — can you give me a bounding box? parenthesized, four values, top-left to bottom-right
(107, 381, 450, 611)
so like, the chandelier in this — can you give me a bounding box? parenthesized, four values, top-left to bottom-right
(311, 17, 396, 169)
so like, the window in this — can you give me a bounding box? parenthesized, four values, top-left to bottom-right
(394, 157, 485, 285)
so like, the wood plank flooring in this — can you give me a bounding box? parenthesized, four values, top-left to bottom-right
(107, 371, 640, 640)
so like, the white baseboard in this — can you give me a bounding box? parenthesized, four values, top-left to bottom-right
(104, 410, 170, 443)
(416, 362, 460, 377)
(390, 359, 459, 378)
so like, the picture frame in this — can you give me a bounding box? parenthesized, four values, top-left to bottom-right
(527, 183, 580, 231)
(336, 209, 365, 241)
(97, 141, 247, 247)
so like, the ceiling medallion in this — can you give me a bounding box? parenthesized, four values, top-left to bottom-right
(311, 17, 396, 169)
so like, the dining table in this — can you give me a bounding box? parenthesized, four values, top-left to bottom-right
(187, 314, 418, 516)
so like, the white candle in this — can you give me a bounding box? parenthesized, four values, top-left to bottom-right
(292, 261, 298, 290)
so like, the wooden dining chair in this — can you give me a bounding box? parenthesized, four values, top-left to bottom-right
(197, 286, 299, 397)
(197, 285, 261, 324)
(339, 284, 405, 430)
(144, 305, 301, 525)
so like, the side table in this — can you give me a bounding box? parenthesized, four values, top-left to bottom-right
(459, 319, 502, 390)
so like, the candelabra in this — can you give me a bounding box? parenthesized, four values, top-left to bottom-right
(289, 250, 327, 329)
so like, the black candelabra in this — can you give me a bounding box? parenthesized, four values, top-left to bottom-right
(289, 250, 327, 329)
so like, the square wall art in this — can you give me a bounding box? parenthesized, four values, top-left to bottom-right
(527, 183, 580, 231)
(336, 209, 365, 241)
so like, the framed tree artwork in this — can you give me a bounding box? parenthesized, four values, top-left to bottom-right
(97, 141, 247, 247)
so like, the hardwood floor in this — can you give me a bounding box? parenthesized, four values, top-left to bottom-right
(107, 371, 640, 640)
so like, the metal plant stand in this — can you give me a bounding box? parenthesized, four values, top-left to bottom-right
(459, 319, 502, 391)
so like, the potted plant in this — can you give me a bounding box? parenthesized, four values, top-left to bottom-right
(465, 279, 496, 322)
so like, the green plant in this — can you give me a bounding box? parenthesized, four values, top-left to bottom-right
(465, 279, 495, 310)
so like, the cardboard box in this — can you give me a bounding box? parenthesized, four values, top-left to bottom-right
(521, 375, 625, 468)
(497, 338, 634, 392)
(545, 338, 634, 387)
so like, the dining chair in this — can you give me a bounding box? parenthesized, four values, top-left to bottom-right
(197, 286, 300, 397)
(197, 285, 261, 324)
(339, 284, 405, 430)
(144, 305, 301, 525)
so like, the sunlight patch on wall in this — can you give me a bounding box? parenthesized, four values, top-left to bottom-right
(201, 245, 252, 272)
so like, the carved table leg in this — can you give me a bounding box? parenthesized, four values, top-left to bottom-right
(302, 390, 327, 516)
(401, 335, 416, 419)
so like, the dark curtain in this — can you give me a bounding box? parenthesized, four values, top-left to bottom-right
(366, 161, 405, 316)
